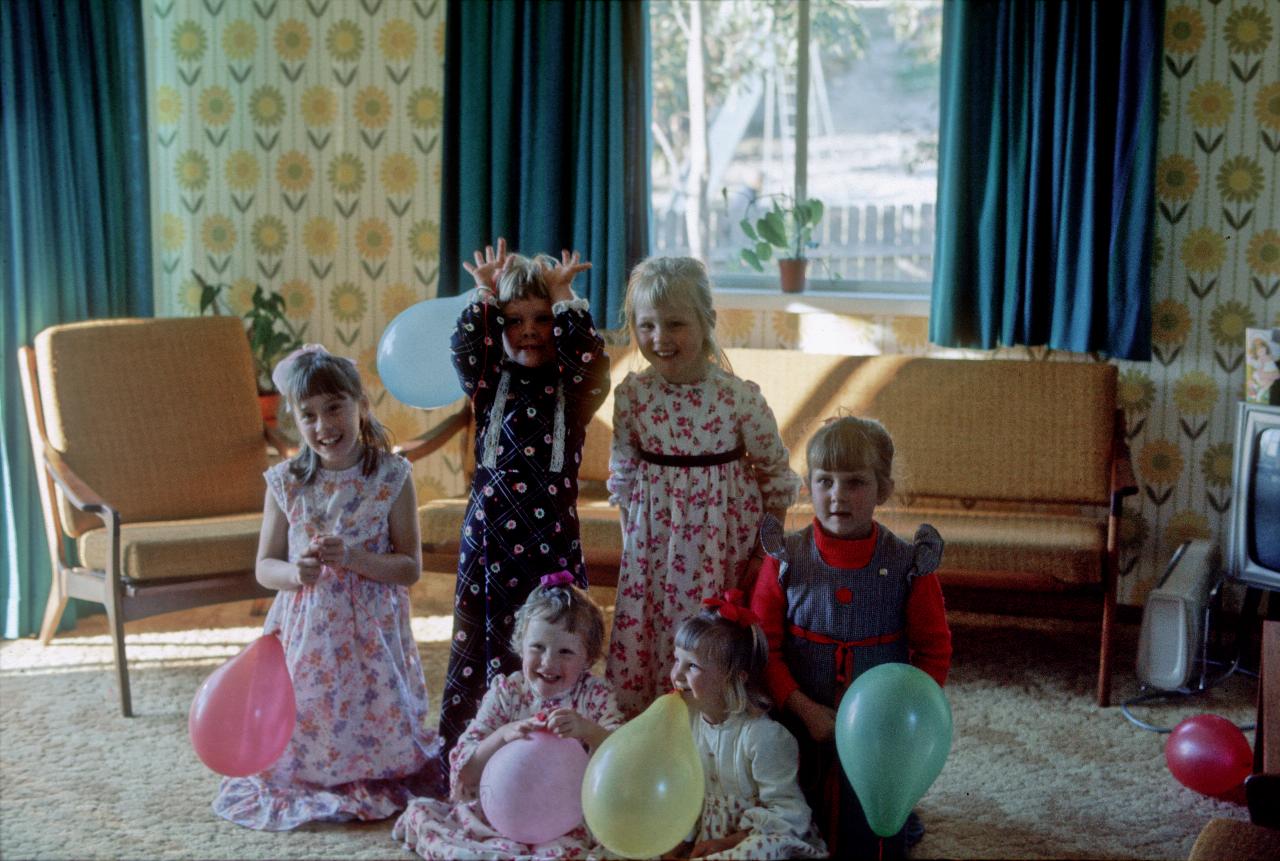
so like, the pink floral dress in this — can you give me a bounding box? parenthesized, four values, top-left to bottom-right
(606, 366, 799, 716)
(393, 670, 624, 860)
(213, 454, 443, 831)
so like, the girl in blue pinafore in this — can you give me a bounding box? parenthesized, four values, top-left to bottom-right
(439, 237, 611, 757)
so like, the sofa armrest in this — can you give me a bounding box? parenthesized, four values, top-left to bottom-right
(263, 423, 297, 459)
(43, 446, 118, 524)
(394, 401, 471, 464)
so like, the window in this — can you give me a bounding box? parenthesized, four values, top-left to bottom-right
(649, 0, 942, 295)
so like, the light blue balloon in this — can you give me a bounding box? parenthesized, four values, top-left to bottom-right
(377, 293, 472, 409)
(835, 662, 952, 837)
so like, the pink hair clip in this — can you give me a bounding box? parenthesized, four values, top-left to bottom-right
(271, 344, 355, 394)
(540, 570, 575, 588)
(702, 589, 760, 627)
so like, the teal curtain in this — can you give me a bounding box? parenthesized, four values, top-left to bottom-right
(1, 0, 153, 638)
(439, 0, 650, 331)
(929, 0, 1160, 360)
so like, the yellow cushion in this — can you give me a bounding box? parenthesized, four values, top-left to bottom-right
(35, 317, 267, 537)
(77, 512, 263, 583)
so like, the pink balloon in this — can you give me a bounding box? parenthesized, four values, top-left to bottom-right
(1165, 713, 1253, 796)
(189, 634, 296, 777)
(479, 730, 590, 844)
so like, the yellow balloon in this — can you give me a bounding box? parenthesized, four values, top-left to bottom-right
(581, 692, 705, 858)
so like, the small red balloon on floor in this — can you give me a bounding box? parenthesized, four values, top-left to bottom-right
(1164, 713, 1252, 797)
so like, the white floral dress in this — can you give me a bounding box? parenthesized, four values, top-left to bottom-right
(606, 367, 799, 715)
(213, 454, 442, 831)
(393, 671, 624, 860)
(690, 712, 827, 860)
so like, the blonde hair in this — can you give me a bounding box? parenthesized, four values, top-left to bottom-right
(621, 256, 728, 370)
(674, 609, 771, 718)
(277, 349, 390, 484)
(496, 253, 558, 305)
(806, 416, 895, 495)
(511, 581, 606, 665)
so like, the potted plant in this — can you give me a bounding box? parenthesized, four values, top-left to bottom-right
(737, 194, 825, 293)
(193, 271, 303, 424)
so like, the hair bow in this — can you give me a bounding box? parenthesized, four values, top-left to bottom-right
(540, 570, 575, 588)
(702, 590, 759, 627)
(270, 343, 332, 395)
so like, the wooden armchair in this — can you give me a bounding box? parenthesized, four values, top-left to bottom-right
(18, 317, 286, 716)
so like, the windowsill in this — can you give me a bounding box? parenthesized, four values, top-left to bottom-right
(711, 285, 930, 318)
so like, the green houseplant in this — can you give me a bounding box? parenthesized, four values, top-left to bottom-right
(193, 272, 303, 418)
(737, 195, 825, 293)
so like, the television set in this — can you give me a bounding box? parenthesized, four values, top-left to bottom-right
(1227, 402, 1280, 592)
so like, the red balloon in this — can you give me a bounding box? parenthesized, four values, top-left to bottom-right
(1164, 714, 1253, 796)
(189, 633, 296, 777)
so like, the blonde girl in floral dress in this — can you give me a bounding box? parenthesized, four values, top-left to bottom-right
(213, 346, 442, 830)
(667, 595, 826, 860)
(607, 256, 799, 716)
(393, 575, 624, 860)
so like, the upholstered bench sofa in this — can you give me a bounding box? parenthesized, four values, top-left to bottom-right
(408, 345, 1135, 705)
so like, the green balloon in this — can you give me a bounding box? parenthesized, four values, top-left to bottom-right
(835, 663, 952, 837)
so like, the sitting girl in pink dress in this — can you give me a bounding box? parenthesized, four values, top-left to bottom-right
(393, 574, 624, 859)
(667, 593, 826, 860)
(213, 345, 442, 830)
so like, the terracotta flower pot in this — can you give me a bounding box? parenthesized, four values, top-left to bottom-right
(779, 258, 808, 294)
(258, 392, 281, 428)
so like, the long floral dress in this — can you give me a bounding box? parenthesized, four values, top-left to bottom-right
(689, 712, 827, 860)
(606, 366, 798, 715)
(439, 293, 610, 753)
(213, 454, 442, 831)
(393, 670, 624, 860)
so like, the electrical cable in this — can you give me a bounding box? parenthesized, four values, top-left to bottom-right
(1120, 657, 1258, 733)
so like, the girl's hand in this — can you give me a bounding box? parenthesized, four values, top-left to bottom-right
(310, 535, 350, 569)
(497, 717, 538, 744)
(463, 237, 510, 291)
(690, 831, 749, 858)
(737, 552, 764, 594)
(539, 707, 586, 739)
(798, 699, 837, 744)
(295, 553, 322, 587)
(541, 249, 592, 304)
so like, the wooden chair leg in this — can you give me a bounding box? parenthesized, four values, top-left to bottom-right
(38, 571, 68, 645)
(105, 589, 133, 717)
(1097, 574, 1117, 707)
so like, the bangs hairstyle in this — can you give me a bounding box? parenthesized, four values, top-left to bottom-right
(496, 253, 558, 305)
(279, 350, 391, 484)
(675, 609, 771, 717)
(511, 581, 606, 665)
(806, 415, 894, 490)
(620, 256, 729, 371)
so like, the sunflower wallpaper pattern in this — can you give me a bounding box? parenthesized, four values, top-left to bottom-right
(144, 0, 463, 503)
(144, 0, 1276, 607)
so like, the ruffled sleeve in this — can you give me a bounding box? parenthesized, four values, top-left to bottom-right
(735, 377, 800, 511)
(606, 372, 640, 507)
(447, 671, 520, 797)
(450, 289, 503, 413)
(551, 299, 611, 424)
(263, 461, 290, 516)
(736, 717, 815, 838)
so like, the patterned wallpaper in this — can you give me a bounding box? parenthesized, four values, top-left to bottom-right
(145, 0, 1276, 607)
(143, 0, 464, 504)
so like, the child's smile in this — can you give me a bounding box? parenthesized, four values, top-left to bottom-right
(633, 299, 708, 384)
(521, 618, 589, 700)
(502, 296, 556, 368)
(295, 392, 363, 470)
(670, 645, 730, 723)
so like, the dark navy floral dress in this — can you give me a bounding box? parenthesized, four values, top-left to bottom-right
(437, 291, 610, 754)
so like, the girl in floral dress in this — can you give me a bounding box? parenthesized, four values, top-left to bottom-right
(394, 574, 624, 860)
(667, 595, 826, 860)
(607, 256, 798, 716)
(213, 345, 442, 831)
(440, 238, 611, 756)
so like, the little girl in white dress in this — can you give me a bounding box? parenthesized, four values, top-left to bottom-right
(668, 592, 826, 860)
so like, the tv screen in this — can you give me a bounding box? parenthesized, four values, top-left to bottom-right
(1252, 427, 1280, 571)
(1230, 402, 1280, 591)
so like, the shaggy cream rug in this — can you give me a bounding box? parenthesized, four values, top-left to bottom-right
(0, 576, 1259, 861)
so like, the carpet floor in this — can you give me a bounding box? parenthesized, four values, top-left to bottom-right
(0, 576, 1260, 861)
